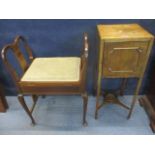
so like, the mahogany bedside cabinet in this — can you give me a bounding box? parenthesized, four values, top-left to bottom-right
(95, 24, 154, 119)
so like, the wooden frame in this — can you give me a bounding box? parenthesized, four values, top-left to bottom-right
(1, 33, 89, 126)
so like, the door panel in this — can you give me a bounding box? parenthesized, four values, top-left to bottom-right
(103, 41, 149, 78)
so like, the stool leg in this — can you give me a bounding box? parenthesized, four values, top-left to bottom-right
(32, 95, 38, 104)
(82, 92, 88, 126)
(18, 94, 36, 125)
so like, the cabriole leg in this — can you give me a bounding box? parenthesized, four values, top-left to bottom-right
(82, 92, 88, 126)
(18, 94, 36, 125)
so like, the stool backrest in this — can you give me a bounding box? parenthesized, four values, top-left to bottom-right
(1, 36, 34, 86)
(80, 33, 89, 91)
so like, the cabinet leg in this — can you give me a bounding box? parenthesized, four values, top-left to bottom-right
(95, 98, 99, 120)
(95, 74, 102, 120)
(119, 79, 128, 96)
(127, 78, 142, 119)
(95, 40, 103, 120)
(127, 95, 137, 119)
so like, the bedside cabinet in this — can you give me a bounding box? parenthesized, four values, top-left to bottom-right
(0, 83, 8, 112)
(95, 24, 154, 119)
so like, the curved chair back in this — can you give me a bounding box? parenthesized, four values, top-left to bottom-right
(1, 36, 34, 86)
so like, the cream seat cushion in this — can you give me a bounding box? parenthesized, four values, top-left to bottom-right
(21, 57, 81, 82)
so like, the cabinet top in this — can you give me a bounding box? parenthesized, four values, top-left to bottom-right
(97, 24, 154, 40)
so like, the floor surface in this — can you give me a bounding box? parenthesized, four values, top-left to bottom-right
(0, 95, 153, 135)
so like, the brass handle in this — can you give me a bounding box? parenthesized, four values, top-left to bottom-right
(110, 47, 143, 53)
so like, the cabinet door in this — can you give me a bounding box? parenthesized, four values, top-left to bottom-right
(102, 41, 149, 78)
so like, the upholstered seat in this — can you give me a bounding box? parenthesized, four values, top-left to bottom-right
(21, 57, 81, 82)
